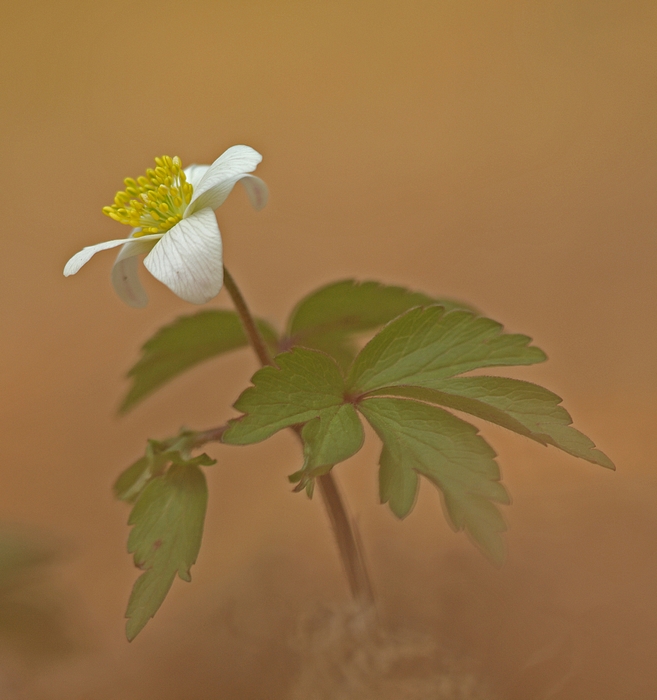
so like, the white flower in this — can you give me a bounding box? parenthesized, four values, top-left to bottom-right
(64, 145, 268, 307)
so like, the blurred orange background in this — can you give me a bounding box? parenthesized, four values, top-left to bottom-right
(1, 1, 656, 697)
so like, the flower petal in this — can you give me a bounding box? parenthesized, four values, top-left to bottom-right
(238, 175, 269, 211)
(63, 235, 161, 276)
(185, 145, 263, 216)
(183, 164, 210, 190)
(143, 208, 223, 305)
(111, 233, 160, 308)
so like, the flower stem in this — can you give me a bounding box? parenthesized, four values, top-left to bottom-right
(222, 266, 375, 607)
(222, 268, 273, 368)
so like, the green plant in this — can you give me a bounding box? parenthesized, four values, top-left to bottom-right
(64, 147, 613, 641)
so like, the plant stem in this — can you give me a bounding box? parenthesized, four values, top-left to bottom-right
(316, 472, 374, 605)
(223, 268, 273, 368)
(222, 266, 375, 607)
(191, 425, 228, 448)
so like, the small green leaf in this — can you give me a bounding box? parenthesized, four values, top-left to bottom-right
(114, 455, 152, 504)
(358, 397, 509, 564)
(302, 404, 364, 471)
(222, 348, 346, 445)
(114, 431, 216, 503)
(284, 280, 474, 369)
(347, 307, 546, 394)
(120, 310, 278, 413)
(366, 378, 614, 469)
(125, 463, 208, 641)
(290, 404, 365, 494)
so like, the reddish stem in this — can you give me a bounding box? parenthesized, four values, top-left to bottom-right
(222, 266, 374, 606)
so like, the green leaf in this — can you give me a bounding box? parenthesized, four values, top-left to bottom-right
(358, 397, 509, 564)
(125, 462, 208, 641)
(366, 378, 614, 469)
(120, 310, 278, 413)
(114, 455, 153, 504)
(114, 431, 216, 504)
(302, 404, 364, 471)
(284, 280, 474, 369)
(347, 306, 546, 394)
(289, 404, 365, 494)
(222, 348, 346, 445)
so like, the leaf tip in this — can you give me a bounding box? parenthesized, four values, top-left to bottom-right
(178, 566, 193, 583)
(487, 545, 506, 568)
(125, 619, 143, 643)
(117, 400, 133, 416)
(598, 453, 616, 470)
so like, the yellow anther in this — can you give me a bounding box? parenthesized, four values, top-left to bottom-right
(102, 155, 194, 236)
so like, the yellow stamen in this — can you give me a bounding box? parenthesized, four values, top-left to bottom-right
(103, 155, 194, 236)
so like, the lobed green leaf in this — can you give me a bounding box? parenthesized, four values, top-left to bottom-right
(366, 378, 614, 469)
(114, 431, 216, 504)
(114, 455, 152, 504)
(284, 280, 474, 369)
(290, 404, 365, 495)
(222, 348, 346, 445)
(120, 310, 278, 413)
(358, 397, 509, 564)
(347, 306, 546, 394)
(301, 404, 364, 472)
(125, 463, 208, 641)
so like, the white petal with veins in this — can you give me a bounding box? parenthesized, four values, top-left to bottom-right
(64, 234, 162, 276)
(143, 208, 223, 305)
(186, 145, 262, 216)
(183, 164, 211, 190)
(111, 233, 160, 308)
(238, 175, 269, 211)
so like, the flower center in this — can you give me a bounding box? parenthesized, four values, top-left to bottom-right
(102, 156, 194, 236)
